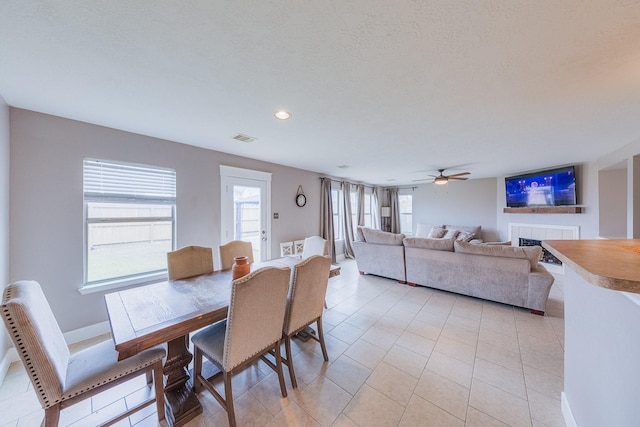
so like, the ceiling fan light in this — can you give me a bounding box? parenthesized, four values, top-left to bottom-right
(434, 176, 448, 185)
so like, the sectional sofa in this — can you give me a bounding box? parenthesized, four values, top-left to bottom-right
(352, 226, 555, 314)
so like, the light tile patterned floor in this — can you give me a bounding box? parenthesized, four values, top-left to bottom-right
(0, 259, 566, 426)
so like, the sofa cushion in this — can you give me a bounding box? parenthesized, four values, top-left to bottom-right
(403, 237, 455, 252)
(361, 227, 405, 245)
(427, 227, 447, 238)
(416, 224, 444, 238)
(483, 241, 512, 246)
(454, 240, 542, 269)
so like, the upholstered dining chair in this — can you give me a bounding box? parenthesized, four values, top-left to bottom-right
(1, 281, 166, 427)
(301, 235, 328, 259)
(219, 240, 254, 270)
(191, 266, 291, 427)
(281, 255, 332, 388)
(167, 245, 214, 280)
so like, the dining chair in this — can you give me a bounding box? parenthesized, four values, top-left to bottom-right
(191, 266, 291, 427)
(301, 235, 328, 259)
(1, 280, 166, 427)
(293, 239, 305, 256)
(280, 241, 294, 257)
(219, 240, 254, 270)
(281, 255, 332, 388)
(167, 245, 214, 280)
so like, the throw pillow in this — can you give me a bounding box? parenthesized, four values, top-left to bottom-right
(455, 230, 476, 242)
(416, 224, 444, 238)
(403, 237, 455, 251)
(443, 228, 460, 239)
(427, 227, 447, 239)
(356, 226, 366, 242)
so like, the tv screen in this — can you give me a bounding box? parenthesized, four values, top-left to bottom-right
(505, 166, 576, 207)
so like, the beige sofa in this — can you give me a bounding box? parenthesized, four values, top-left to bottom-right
(352, 227, 407, 282)
(352, 225, 555, 314)
(403, 238, 554, 314)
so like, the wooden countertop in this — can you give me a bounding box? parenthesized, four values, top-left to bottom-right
(542, 239, 640, 293)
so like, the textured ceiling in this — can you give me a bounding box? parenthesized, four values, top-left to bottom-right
(1, 1, 640, 185)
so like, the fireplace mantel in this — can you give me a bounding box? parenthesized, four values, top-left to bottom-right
(503, 206, 583, 214)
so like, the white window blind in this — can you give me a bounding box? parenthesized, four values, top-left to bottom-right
(83, 158, 176, 204)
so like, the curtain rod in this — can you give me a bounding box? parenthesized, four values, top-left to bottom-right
(319, 177, 416, 191)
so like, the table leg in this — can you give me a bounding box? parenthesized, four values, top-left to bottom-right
(163, 335, 202, 426)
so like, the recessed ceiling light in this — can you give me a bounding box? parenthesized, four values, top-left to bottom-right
(386, 179, 396, 182)
(274, 110, 291, 120)
(337, 165, 349, 169)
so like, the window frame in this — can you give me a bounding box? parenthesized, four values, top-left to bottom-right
(398, 192, 413, 236)
(80, 158, 177, 294)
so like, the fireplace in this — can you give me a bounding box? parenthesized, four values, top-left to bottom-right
(508, 223, 580, 274)
(519, 238, 562, 266)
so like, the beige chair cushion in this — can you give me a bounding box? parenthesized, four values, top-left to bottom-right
(283, 255, 332, 335)
(219, 240, 254, 270)
(167, 245, 214, 280)
(1, 281, 165, 409)
(192, 266, 291, 371)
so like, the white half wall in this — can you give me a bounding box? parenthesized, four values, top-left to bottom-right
(9, 109, 323, 333)
(0, 95, 11, 380)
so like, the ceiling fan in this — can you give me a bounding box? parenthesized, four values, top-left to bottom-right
(414, 168, 470, 185)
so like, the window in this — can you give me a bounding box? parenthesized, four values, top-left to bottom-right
(83, 159, 176, 291)
(399, 194, 413, 235)
(364, 193, 373, 228)
(331, 188, 342, 240)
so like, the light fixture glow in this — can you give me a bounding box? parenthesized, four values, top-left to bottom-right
(274, 110, 291, 120)
(434, 176, 448, 185)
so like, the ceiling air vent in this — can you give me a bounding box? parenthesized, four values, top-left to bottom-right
(232, 133, 258, 143)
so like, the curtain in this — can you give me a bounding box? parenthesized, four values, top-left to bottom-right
(372, 186, 381, 229)
(342, 182, 356, 259)
(356, 184, 365, 226)
(320, 178, 336, 263)
(388, 187, 401, 234)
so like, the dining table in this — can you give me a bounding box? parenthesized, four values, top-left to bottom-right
(104, 257, 340, 427)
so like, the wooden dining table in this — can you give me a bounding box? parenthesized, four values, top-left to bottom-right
(104, 257, 340, 427)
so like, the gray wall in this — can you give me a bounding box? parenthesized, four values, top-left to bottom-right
(0, 96, 10, 368)
(496, 162, 600, 240)
(412, 178, 499, 242)
(9, 109, 322, 332)
(599, 168, 627, 238)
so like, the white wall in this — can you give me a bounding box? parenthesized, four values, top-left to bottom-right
(0, 96, 10, 378)
(412, 178, 499, 242)
(9, 109, 322, 332)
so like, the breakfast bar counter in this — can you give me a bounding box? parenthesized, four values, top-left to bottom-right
(541, 239, 640, 427)
(543, 239, 640, 293)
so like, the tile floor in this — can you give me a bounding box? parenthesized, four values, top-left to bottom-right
(0, 259, 566, 426)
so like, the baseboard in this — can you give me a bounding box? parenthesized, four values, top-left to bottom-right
(562, 392, 577, 427)
(63, 321, 111, 345)
(0, 347, 19, 385)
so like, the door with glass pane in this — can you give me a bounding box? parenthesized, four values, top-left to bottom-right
(220, 166, 271, 262)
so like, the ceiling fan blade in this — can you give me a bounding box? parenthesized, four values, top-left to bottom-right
(446, 172, 470, 178)
(448, 176, 469, 180)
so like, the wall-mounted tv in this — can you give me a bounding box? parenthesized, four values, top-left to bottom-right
(505, 165, 576, 208)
